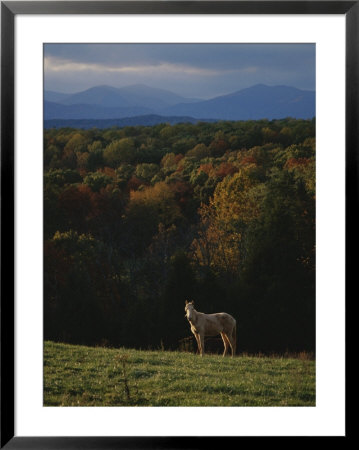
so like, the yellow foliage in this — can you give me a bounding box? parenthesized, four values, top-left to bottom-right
(128, 182, 182, 226)
(212, 170, 260, 228)
(191, 170, 262, 275)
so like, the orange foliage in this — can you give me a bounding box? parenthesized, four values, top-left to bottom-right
(127, 175, 145, 191)
(198, 163, 215, 177)
(161, 152, 183, 169)
(99, 167, 117, 178)
(215, 162, 238, 179)
(174, 154, 184, 165)
(168, 180, 192, 206)
(240, 155, 257, 166)
(285, 157, 311, 170)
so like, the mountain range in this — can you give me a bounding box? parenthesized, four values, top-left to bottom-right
(44, 84, 315, 125)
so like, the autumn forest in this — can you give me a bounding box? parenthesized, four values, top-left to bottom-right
(44, 118, 315, 354)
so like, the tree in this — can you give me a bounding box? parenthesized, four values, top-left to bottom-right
(103, 138, 136, 167)
(238, 168, 315, 352)
(64, 132, 88, 154)
(128, 182, 182, 227)
(44, 230, 126, 345)
(125, 182, 183, 255)
(187, 143, 210, 160)
(161, 152, 183, 174)
(83, 172, 112, 192)
(209, 133, 229, 157)
(44, 169, 82, 187)
(192, 169, 263, 277)
(135, 163, 159, 183)
(57, 185, 92, 233)
(87, 149, 104, 172)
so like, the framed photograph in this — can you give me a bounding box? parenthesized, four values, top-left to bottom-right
(1, 1, 353, 446)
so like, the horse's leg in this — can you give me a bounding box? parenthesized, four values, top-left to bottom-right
(220, 332, 229, 357)
(225, 334, 233, 356)
(199, 333, 205, 356)
(232, 325, 237, 356)
(228, 329, 236, 357)
(193, 332, 201, 355)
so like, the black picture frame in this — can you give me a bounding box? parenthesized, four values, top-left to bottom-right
(1, 1, 354, 447)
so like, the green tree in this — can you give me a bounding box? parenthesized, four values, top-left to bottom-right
(83, 172, 112, 192)
(135, 163, 159, 183)
(103, 138, 136, 167)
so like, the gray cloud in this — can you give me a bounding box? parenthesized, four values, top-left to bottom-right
(44, 43, 315, 98)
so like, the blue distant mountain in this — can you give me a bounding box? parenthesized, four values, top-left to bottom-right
(44, 90, 71, 103)
(44, 84, 315, 122)
(163, 84, 315, 120)
(45, 84, 200, 110)
(44, 101, 153, 120)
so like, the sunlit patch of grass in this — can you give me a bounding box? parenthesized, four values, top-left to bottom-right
(44, 341, 315, 407)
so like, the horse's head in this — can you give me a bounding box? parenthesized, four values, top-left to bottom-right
(185, 300, 195, 321)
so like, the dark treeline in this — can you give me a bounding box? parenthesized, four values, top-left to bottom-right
(44, 118, 315, 353)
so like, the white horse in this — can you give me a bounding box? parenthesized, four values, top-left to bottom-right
(184, 300, 236, 357)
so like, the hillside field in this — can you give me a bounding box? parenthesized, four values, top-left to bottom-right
(44, 341, 315, 407)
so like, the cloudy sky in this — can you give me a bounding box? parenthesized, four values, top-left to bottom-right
(44, 43, 315, 99)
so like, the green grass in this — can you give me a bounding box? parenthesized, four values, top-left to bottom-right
(44, 341, 315, 406)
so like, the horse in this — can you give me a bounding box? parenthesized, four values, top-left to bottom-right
(184, 300, 236, 357)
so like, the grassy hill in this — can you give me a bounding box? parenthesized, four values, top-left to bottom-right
(44, 341, 315, 406)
